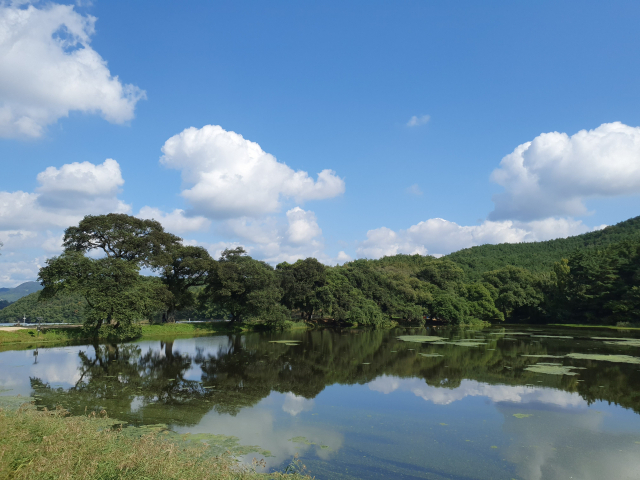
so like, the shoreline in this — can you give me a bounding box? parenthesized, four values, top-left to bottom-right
(0, 322, 310, 352)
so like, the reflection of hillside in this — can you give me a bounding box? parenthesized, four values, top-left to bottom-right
(29, 328, 640, 426)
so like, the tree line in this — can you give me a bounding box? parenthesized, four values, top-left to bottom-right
(2, 213, 634, 335)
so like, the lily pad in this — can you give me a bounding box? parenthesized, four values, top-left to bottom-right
(513, 413, 533, 418)
(603, 339, 640, 348)
(566, 353, 640, 364)
(531, 335, 573, 339)
(396, 335, 445, 343)
(443, 341, 486, 347)
(521, 354, 565, 358)
(524, 364, 579, 375)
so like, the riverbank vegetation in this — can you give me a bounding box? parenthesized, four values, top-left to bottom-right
(1, 214, 639, 337)
(0, 322, 288, 351)
(0, 404, 308, 480)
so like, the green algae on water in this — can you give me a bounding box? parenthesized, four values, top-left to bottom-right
(419, 353, 443, 357)
(513, 413, 533, 419)
(289, 436, 315, 445)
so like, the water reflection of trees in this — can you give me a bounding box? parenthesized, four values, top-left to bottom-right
(30, 328, 640, 426)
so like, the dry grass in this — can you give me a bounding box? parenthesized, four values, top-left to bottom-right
(0, 405, 309, 480)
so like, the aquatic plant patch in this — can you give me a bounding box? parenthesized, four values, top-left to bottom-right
(396, 336, 446, 343)
(530, 335, 573, 339)
(524, 364, 580, 375)
(521, 354, 565, 359)
(566, 353, 640, 365)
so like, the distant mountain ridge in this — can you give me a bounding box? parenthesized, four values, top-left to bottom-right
(0, 281, 44, 303)
(445, 215, 640, 280)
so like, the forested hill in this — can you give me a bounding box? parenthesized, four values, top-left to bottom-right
(446, 215, 640, 280)
(0, 292, 86, 324)
(0, 281, 43, 302)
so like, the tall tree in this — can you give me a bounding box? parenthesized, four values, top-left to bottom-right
(39, 252, 168, 337)
(277, 258, 327, 321)
(63, 214, 181, 267)
(482, 266, 544, 320)
(203, 248, 284, 323)
(159, 245, 214, 323)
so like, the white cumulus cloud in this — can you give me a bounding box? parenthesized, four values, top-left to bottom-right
(160, 125, 345, 219)
(0, 159, 130, 232)
(0, 2, 145, 138)
(36, 159, 124, 209)
(0, 159, 131, 285)
(286, 207, 322, 245)
(357, 217, 594, 258)
(490, 122, 640, 221)
(137, 207, 210, 234)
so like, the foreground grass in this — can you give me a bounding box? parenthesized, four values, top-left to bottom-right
(0, 405, 309, 480)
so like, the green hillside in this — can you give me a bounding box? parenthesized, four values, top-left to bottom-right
(0, 281, 44, 303)
(445, 215, 640, 280)
(0, 292, 86, 324)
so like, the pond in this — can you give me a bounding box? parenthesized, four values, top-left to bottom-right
(2, 326, 640, 479)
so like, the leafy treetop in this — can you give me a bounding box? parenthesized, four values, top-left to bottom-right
(63, 214, 181, 267)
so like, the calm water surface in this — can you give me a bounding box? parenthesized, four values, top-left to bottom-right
(2, 326, 640, 479)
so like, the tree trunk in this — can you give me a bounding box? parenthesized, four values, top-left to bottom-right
(164, 341, 174, 360)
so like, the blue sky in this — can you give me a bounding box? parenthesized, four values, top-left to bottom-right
(1, 0, 640, 286)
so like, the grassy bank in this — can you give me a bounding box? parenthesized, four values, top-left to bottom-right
(0, 405, 308, 480)
(0, 321, 311, 352)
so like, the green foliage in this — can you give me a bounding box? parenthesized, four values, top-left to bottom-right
(482, 266, 544, 320)
(63, 213, 181, 267)
(39, 252, 167, 337)
(159, 245, 214, 322)
(277, 258, 327, 321)
(553, 238, 640, 324)
(0, 299, 11, 310)
(203, 248, 286, 323)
